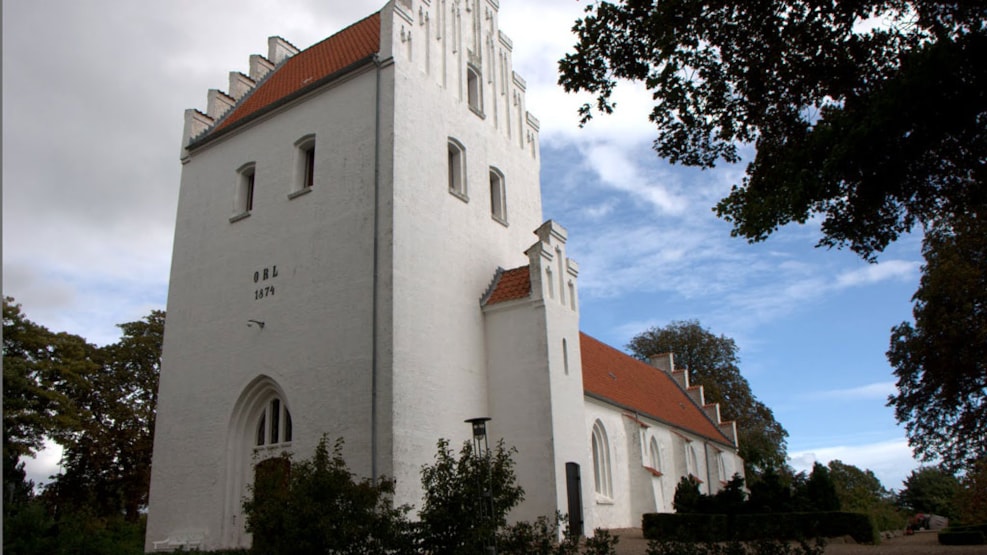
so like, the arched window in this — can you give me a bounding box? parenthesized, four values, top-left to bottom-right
(717, 451, 728, 483)
(686, 442, 698, 477)
(255, 398, 292, 447)
(591, 420, 613, 499)
(649, 437, 662, 473)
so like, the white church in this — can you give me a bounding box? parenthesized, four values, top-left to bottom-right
(145, 1, 744, 551)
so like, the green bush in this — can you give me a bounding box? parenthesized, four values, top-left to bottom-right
(417, 438, 524, 555)
(241, 436, 415, 555)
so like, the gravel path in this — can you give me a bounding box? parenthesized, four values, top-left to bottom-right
(605, 529, 987, 555)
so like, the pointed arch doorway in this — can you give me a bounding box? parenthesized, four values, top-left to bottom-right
(221, 375, 294, 548)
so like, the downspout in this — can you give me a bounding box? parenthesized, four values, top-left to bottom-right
(371, 53, 383, 484)
(705, 442, 713, 494)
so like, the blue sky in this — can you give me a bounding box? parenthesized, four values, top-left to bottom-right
(3, 0, 925, 490)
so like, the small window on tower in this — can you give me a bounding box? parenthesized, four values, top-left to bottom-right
(232, 162, 256, 222)
(489, 167, 507, 225)
(467, 65, 483, 117)
(290, 135, 316, 198)
(448, 138, 468, 201)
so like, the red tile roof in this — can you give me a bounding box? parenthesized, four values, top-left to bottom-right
(484, 266, 531, 305)
(580, 333, 732, 445)
(197, 11, 381, 144)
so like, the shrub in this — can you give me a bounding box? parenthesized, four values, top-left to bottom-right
(417, 438, 524, 555)
(673, 475, 705, 513)
(241, 435, 414, 555)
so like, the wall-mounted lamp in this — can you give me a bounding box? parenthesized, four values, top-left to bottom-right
(247, 319, 265, 329)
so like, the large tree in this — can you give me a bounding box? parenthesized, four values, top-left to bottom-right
(560, 0, 986, 477)
(887, 213, 987, 473)
(627, 320, 788, 475)
(50, 309, 164, 521)
(2, 298, 164, 523)
(559, 0, 985, 260)
(898, 466, 960, 518)
(2, 298, 95, 490)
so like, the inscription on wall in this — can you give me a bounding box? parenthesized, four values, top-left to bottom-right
(253, 265, 279, 300)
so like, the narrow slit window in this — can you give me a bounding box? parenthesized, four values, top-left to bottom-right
(591, 420, 613, 499)
(270, 399, 280, 444)
(448, 139, 467, 199)
(467, 65, 483, 116)
(256, 413, 266, 446)
(489, 167, 507, 223)
(293, 135, 316, 194)
(236, 163, 256, 215)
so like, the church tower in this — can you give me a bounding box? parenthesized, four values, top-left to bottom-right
(145, 1, 563, 550)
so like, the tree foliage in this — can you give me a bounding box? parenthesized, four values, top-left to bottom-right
(954, 458, 987, 525)
(51, 309, 164, 521)
(826, 460, 903, 530)
(898, 466, 960, 518)
(887, 213, 987, 473)
(803, 463, 841, 512)
(242, 436, 414, 555)
(559, 0, 986, 260)
(2, 299, 163, 553)
(418, 438, 525, 555)
(627, 320, 788, 474)
(3, 297, 95, 466)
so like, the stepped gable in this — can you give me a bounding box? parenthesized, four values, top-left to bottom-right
(580, 332, 732, 446)
(201, 11, 381, 142)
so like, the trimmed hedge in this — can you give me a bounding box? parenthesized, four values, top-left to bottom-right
(939, 523, 987, 545)
(938, 531, 985, 545)
(643, 511, 877, 544)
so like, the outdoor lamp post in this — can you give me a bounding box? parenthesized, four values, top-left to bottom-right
(465, 417, 496, 555)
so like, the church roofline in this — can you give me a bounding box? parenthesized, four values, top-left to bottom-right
(580, 332, 735, 447)
(187, 11, 382, 151)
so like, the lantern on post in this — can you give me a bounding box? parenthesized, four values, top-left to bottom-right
(465, 417, 496, 555)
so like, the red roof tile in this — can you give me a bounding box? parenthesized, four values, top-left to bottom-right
(580, 333, 731, 445)
(200, 12, 381, 142)
(485, 266, 531, 305)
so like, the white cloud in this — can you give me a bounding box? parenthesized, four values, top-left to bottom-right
(789, 438, 918, 490)
(808, 382, 897, 401)
(582, 143, 689, 215)
(835, 260, 921, 289)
